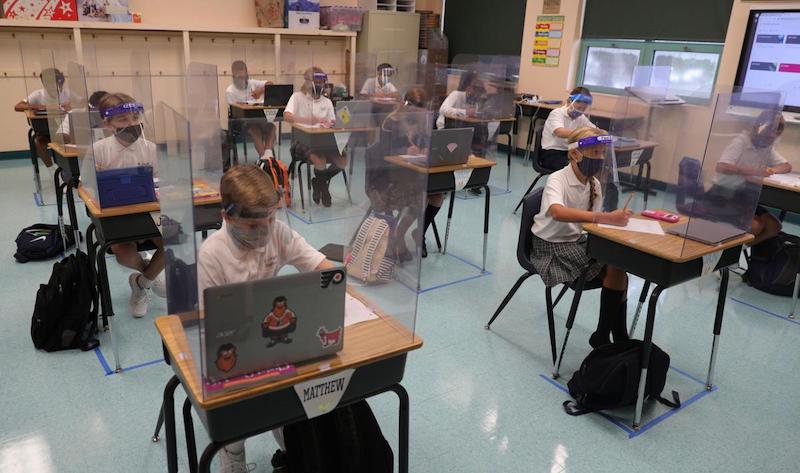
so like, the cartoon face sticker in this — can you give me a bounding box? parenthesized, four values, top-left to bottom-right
(262, 296, 298, 347)
(215, 343, 238, 372)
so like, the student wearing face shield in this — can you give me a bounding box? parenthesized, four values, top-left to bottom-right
(360, 63, 400, 99)
(94, 93, 164, 318)
(197, 165, 333, 473)
(531, 127, 633, 349)
(540, 86, 598, 171)
(225, 60, 270, 105)
(711, 110, 791, 246)
(284, 67, 347, 207)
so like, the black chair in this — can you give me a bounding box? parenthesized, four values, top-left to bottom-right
(287, 142, 350, 212)
(497, 120, 514, 166)
(485, 188, 602, 364)
(513, 124, 557, 214)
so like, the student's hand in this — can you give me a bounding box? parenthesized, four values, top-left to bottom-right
(603, 209, 633, 226)
(407, 145, 422, 155)
(252, 86, 266, 99)
(61, 102, 72, 112)
(765, 167, 777, 176)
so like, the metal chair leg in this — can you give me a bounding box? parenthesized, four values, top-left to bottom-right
(513, 173, 544, 214)
(545, 287, 558, 365)
(152, 405, 164, 442)
(485, 272, 534, 329)
(431, 220, 442, 251)
(629, 281, 651, 337)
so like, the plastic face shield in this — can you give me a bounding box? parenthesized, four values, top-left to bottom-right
(378, 66, 395, 86)
(568, 93, 593, 118)
(311, 71, 328, 98)
(102, 102, 148, 145)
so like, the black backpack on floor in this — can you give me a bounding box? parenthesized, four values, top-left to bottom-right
(282, 400, 394, 473)
(31, 250, 99, 352)
(744, 232, 800, 297)
(14, 223, 75, 263)
(563, 340, 680, 415)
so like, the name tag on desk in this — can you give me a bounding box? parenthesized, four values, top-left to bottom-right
(454, 169, 473, 191)
(150, 211, 163, 234)
(263, 108, 279, 122)
(294, 368, 354, 419)
(631, 149, 644, 166)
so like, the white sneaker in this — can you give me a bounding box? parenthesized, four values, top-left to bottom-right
(151, 273, 167, 298)
(218, 446, 256, 473)
(128, 273, 150, 318)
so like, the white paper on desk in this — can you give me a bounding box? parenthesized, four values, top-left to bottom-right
(454, 169, 473, 191)
(488, 121, 500, 137)
(598, 218, 665, 235)
(263, 108, 278, 122)
(765, 173, 800, 188)
(345, 293, 378, 327)
(293, 368, 354, 419)
(399, 154, 426, 160)
(295, 123, 322, 129)
(334, 132, 351, 154)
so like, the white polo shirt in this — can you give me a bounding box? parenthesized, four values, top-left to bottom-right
(225, 79, 268, 105)
(197, 220, 326, 307)
(91, 135, 158, 173)
(26, 87, 71, 106)
(531, 164, 603, 243)
(360, 78, 398, 96)
(714, 133, 788, 187)
(437, 90, 467, 129)
(541, 105, 596, 151)
(285, 92, 335, 124)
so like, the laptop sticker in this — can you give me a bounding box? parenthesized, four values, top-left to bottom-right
(262, 296, 297, 348)
(215, 343, 238, 372)
(321, 269, 346, 288)
(337, 105, 351, 125)
(317, 326, 343, 348)
(447, 142, 458, 153)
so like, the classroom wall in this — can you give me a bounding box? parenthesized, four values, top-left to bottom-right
(517, 0, 800, 188)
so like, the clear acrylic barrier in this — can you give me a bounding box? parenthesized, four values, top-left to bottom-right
(173, 107, 429, 401)
(75, 48, 158, 207)
(679, 89, 784, 257)
(39, 50, 70, 148)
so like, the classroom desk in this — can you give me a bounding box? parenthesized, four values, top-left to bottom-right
(552, 213, 752, 429)
(20, 110, 60, 204)
(78, 185, 222, 372)
(385, 155, 496, 272)
(155, 293, 423, 473)
(759, 176, 800, 318)
(48, 142, 81, 248)
(228, 103, 287, 163)
(443, 114, 517, 190)
(291, 123, 376, 210)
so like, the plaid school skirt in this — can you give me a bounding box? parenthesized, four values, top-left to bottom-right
(530, 234, 604, 288)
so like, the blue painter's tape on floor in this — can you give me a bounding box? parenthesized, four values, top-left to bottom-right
(94, 346, 113, 375)
(287, 209, 362, 225)
(730, 297, 800, 326)
(105, 358, 165, 376)
(419, 272, 492, 294)
(455, 185, 512, 201)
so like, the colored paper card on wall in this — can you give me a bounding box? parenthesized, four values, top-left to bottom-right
(549, 21, 564, 31)
(3, 0, 78, 20)
(546, 57, 559, 66)
(548, 30, 563, 39)
(547, 49, 560, 57)
(548, 39, 562, 48)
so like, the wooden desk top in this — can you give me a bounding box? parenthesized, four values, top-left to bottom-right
(443, 113, 516, 123)
(384, 155, 496, 175)
(514, 100, 562, 109)
(229, 103, 286, 111)
(762, 174, 800, 193)
(583, 211, 753, 263)
(512, 101, 637, 121)
(614, 139, 658, 152)
(78, 184, 221, 218)
(291, 123, 374, 134)
(48, 142, 78, 158)
(155, 291, 423, 410)
(23, 109, 58, 120)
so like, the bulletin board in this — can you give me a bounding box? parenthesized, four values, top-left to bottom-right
(532, 15, 564, 67)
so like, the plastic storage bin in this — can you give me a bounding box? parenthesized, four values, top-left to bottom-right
(320, 6, 366, 32)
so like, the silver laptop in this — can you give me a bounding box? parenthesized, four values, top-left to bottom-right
(406, 127, 473, 168)
(202, 267, 347, 383)
(666, 218, 745, 245)
(334, 100, 373, 128)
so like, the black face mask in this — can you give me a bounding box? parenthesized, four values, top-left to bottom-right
(751, 133, 776, 149)
(577, 157, 604, 177)
(234, 76, 249, 90)
(114, 124, 143, 143)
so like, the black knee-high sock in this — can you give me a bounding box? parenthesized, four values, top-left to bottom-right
(423, 204, 441, 233)
(590, 287, 625, 348)
(612, 298, 629, 343)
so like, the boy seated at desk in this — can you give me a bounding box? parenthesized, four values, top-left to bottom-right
(55, 90, 108, 144)
(14, 67, 72, 172)
(540, 87, 598, 171)
(360, 63, 400, 99)
(712, 110, 791, 246)
(284, 67, 347, 208)
(226, 60, 271, 105)
(95, 92, 166, 318)
(197, 164, 334, 473)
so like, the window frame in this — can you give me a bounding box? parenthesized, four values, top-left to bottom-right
(576, 39, 724, 104)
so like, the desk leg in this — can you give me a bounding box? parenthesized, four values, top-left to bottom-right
(85, 224, 103, 333)
(643, 162, 652, 209)
(706, 268, 729, 390)
(629, 281, 651, 337)
(183, 397, 198, 473)
(66, 183, 81, 251)
(198, 443, 224, 473)
(442, 191, 456, 255)
(163, 376, 181, 473)
(553, 263, 593, 379)
(523, 116, 535, 165)
(388, 384, 410, 473)
(28, 129, 44, 205)
(98, 242, 122, 372)
(633, 285, 665, 430)
(789, 274, 800, 320)
(54, 167, 68, 250)
(482, 185, 490, 272)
